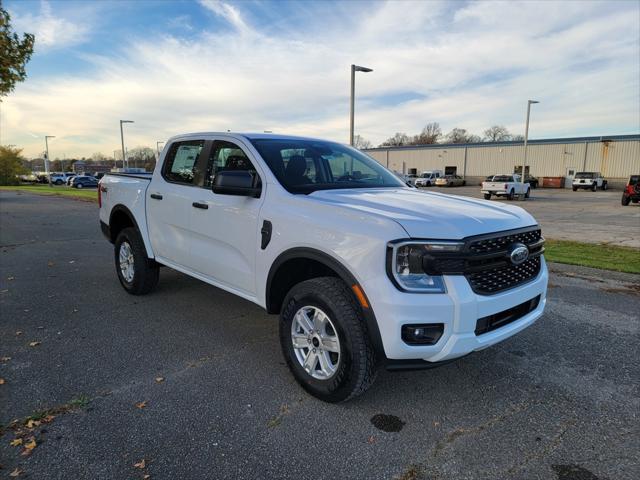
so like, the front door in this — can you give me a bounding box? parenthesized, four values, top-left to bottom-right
(147, 139, 206, 267)
(565, 167, 576, 188)
(187, 139, 265, 296)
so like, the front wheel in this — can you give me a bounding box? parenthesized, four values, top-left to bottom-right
(602, 182, 608, 191)
(76, 183, 83, 189)
(621, 195, 631, 206)
(279, 277, 377, 403)
(55, 180, 63, 185)
(572, 186, 578, 192)
(507, 189, 515, 200)
(484, 193, 491, 200)
(591, 183, 597, 192)
(525, 188, 530, 198)
(114, 227, 159, 295)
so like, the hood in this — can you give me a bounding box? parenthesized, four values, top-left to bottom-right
(308, 188, 537, 239)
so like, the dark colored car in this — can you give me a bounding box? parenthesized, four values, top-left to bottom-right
(621, 175, 640, 206)
(71, 175, 98, 189)
(525, 175, 539, 189)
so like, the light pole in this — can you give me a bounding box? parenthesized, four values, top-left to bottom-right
(120, 120, 134, 170)
(156, 141, 164, 161)
(45, 136, 55, 186)
(349, 64, 373, 146)
(521, 100, 539, 195)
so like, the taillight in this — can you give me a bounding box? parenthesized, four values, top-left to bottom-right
(98, 182, 102, 208)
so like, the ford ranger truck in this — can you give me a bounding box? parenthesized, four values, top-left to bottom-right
(482, 174, 530, 200)
(99, 133, 548, 403)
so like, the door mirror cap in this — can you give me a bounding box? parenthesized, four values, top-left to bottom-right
(212, 170, 261, 198)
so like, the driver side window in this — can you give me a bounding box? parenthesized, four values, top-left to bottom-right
(204, 141, 258, 188)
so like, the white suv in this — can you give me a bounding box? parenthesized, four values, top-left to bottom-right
(572, 172, 608, 191)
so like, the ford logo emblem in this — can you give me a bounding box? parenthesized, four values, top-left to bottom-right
(509, 243, 529, 265)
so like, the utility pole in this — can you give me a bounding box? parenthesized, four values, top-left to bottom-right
(120, 120, 134, 170)
(521, 100, 539, 198)
(349, 64, 373, 146)
(45, 136, 55, 186)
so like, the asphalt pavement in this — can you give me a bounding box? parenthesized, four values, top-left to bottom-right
(1, 191, 639, 480)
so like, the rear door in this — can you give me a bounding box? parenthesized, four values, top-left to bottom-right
(147, 139, 206, 268)
(186, 138, 265, 296)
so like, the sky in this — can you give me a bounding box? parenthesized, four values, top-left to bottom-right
(2, 0, 639, 159)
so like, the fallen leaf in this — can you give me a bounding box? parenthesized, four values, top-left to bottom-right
(29, 341, 41, 347)
(1, 356, 11, 362)
(143, 475, 151, 479)
(41, 415, 56, 423)
(10, 438, 23, 446)
(24, 438, 37, 450)
(47, 261, 55, 267)
(0, 378, 5, 385)
(134, 459, 146, 469)
(154, 377, 164, 383)
(26, 419, 41, 428)
(15, 331, 23, 336)
(9, 467, 23, 477)
(23, 309, 30, 313)
(69, 260, 75, 264)
(7, 276, 15, 281)
(367, 435, 376, 444)
(72, 308, 78, 313)
(135, 401, 147, 409)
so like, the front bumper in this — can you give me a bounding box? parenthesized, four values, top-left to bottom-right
(363, 256, 548, 362)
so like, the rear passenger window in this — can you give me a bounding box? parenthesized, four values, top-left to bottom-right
(163, 140, 205, 185)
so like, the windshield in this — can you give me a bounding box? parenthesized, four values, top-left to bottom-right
(250, 139, 405, 193)
(575, 172, 596, 179)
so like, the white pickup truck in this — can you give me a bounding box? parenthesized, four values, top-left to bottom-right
(99, 133, 548, 402)
(482, 174, 530, 200)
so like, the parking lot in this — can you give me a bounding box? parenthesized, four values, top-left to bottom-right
(1, 191, 639, 480)
(419, 185, 640, 248)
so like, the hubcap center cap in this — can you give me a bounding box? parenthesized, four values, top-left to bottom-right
(312, 337, 320, 348)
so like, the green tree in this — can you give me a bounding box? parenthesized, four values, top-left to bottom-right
(1, 5, 35, 97)
(0, 145, 27, 185)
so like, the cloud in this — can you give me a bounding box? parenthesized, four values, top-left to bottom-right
(2, 0, 638, 158)
(10, 0, 90, 51)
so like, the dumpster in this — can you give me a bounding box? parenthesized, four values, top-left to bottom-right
(540, 177, 565, 188)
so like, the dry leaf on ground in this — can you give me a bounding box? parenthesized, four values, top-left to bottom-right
(26, 419, 40, 428)
(134, 459, 146, 469)
(10, 438, 23, 446)
(9, 467, 23, 477)
(135, 401, 147, 409)
(155, 377, 164, 383)
(29, 341, 41, 347)
(24, 438, 37, 450)
(0, 378, 5, 385)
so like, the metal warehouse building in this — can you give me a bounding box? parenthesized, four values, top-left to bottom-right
(364, 134, 639, 188)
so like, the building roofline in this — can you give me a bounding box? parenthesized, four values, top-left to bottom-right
(364, 134, 640, 151)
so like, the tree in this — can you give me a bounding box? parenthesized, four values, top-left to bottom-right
(128, 146, 155, 169)
(483, 125, 512, 142)
(411, 122, 442, 145)
(445, 128, 480, 144)
(353, 135, 372, 149)
(511, 134, 525, 141)
(0, 145, 27, 185)
(91, 152, 108, 163)
(380, 132, 410, 147)
(0, 6, 35, 97)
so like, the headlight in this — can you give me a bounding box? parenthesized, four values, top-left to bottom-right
(387, 241, 463, 293)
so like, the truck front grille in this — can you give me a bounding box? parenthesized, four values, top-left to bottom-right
(468, 229, 542, 255)
(466, 257, 541, 295)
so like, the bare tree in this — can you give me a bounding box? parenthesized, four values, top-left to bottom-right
(353, 135, 373, 149)
(445, 128, 480, 144)
(128, 147, 156, 169)
(411, 122, 442, 145)
(511, 134, 525, 141)
(483, 125, 511, 142)
(380, 132, 410, 147)
(91, 152, 108, 163)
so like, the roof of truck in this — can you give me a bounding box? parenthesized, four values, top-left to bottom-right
(165, 132, 338, 144)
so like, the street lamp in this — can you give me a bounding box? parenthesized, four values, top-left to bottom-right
(156, 141, 164, 161)
(521, 100, 539, 195)
(349, 64, 373, 146)
(120, 120, 134, 169)
(45, 135, 55, 186)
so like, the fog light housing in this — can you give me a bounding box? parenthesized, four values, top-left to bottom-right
(401, 324, 444, 345)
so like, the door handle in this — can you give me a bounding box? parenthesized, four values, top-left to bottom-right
(150, 193, 163, 200)
(192, 202, 209, 210)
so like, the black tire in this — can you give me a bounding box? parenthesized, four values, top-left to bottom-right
(76, 183, 83, 189)
(525, 188, 530, 199)
(279, 277, 377, 403)
(602, 182, 608, 191)
(55, 179, 63, 185)
(484, 193, 491, 200)
(114, 227, 159, 295)
(572, 186, 578, 192)
(591, 183, 597, 192)
(621, 195, 630, 206)
(507, 189, 515, 200)
(462, 181, 466, 186)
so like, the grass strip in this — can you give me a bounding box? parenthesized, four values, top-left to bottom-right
(545, 239, 640, 274)
(0, 185, 98, 202)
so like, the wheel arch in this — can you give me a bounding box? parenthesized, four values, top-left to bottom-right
(108, 204, 154, 258)
(266, 247, 385, 358)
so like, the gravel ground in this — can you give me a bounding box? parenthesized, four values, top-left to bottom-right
(1, 191, 638, 480)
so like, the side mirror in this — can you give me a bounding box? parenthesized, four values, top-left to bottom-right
(212, 170, 261, 198)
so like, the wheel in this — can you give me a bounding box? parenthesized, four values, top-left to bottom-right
(55, 179, 63, 185)
(76, 183, 83, 189)
(525, 188, 530, 199)
(572, 186, 578, 192)
(114, 227, 159, 295)
(279, 277, 377, 403)
(591, 183, 597, 192)
(426, 181, 431, 187)
(507, 189, 515, 200)
(621, 195, 630, 206)
(484, 193, 491, 200)
(602, 182, 608, 191)
(462, 181, 466, 186)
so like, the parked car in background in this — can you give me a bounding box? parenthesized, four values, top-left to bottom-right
(93, 172, 106, 180)
(482, 174, 530, 200)
(18, 173, 39, 183)
(405, 173, 418, 186)
(572, 172, 607, 191)
(50, 172, 74, 185)
(65, 173, 77, 185)
(435, 175, 466, 187)
(621, 175, 640, 206)
(70, 175, 98, 189)
(524, 175, 539, 189)
(415, 170, 443, 187)
(99, 132, 548, 402)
